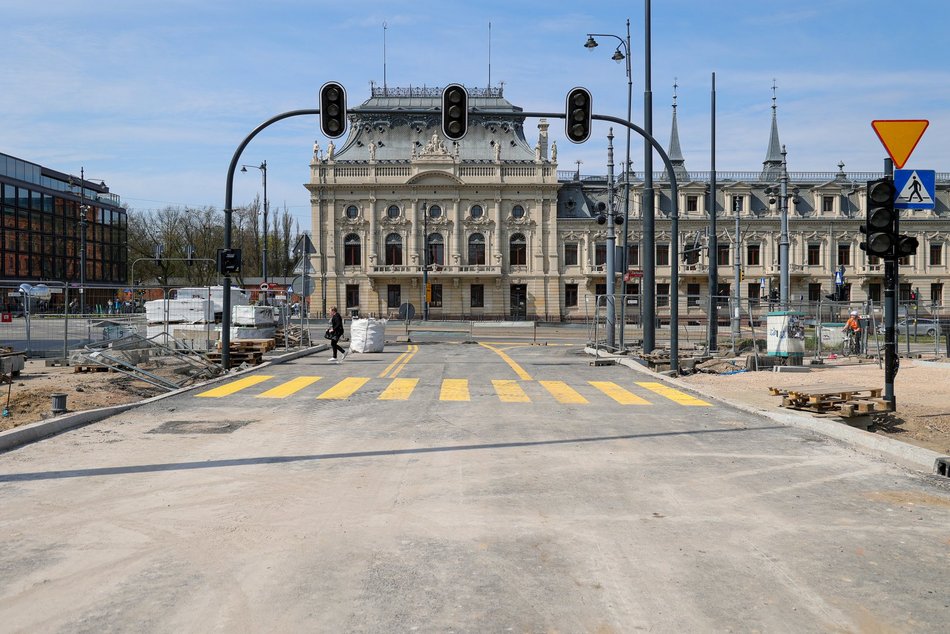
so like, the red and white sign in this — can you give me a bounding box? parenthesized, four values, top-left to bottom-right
(624, 270, 644, 281)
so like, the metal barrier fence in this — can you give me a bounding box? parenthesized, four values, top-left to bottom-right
(0, 283, 311, 359)
(591, 292, 948, 359)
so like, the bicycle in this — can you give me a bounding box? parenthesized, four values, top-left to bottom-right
(841, 329, 861, 357)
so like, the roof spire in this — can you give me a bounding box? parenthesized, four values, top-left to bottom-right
(668, 78, 688, 180)
(760, 79, 783, 181)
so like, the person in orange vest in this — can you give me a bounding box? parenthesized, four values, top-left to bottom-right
(842, 310, 861, 354)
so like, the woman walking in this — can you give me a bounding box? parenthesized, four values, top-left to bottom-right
(327, 306, 347, 363)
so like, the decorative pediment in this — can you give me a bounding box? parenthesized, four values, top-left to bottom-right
(563, 231, 581, 241)
(463, 217, 495, 229)
(380, 215, 412, 227)
(406, 170, 463, 185)
(342, 216, 368, 227)
(721, 181, 753, 191)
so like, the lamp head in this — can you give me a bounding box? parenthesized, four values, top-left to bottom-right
(584, 36, 598, 50)
(611, 48, 625, 62)
(241, 166, 248, 173)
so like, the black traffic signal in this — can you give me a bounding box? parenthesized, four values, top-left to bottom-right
(896, 234, 919, 259)
(441, 84, 468, 141)
(217, 248, 242, 275)
(860, 177, 896, 257)
(565, 87, 592, 143)
(319, 82, 347, 139)
(594, 201, 607, 224)
(186, 245, 195, 267)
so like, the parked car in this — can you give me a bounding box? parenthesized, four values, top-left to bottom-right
(876, 318, 946, 337)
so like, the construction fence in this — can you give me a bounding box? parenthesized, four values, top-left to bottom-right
(0, 282, 315, 360)
(590, 292, 950, 359)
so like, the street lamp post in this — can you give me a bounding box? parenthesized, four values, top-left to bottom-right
(421, 201, 429, 321)
(69, 167, 108, 316)
(241, 160, 268, 294)
(585, 19, 632, 346)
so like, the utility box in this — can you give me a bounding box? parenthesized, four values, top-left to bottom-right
(767, 311, 805, 361)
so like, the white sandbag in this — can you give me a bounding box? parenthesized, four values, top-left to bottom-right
(348, 318, 386, 353)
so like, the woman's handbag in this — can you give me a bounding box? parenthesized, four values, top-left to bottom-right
(324, 328, 333, 340)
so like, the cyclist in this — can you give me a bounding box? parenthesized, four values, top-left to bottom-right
(842, 310, 862, 355)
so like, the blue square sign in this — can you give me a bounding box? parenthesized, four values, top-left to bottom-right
(894, 169, 935, 210)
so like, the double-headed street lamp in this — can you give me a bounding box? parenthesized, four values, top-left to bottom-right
(240, 160, 268, 293)
(585, 19, 633, 345)
(68, 167, 108, 316)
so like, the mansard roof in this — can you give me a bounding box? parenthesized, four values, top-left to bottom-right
(331, 85, 537, 163)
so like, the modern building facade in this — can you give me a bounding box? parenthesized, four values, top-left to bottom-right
(308, 85, 948, 321)
(1, 152, 127, 309)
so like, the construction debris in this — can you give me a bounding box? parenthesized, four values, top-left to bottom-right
(768, 383, 892, 418)
(69, 333, 225, 391)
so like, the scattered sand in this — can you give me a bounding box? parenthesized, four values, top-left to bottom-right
(679, 357, 950, 455)
(0, 359, 164, 432)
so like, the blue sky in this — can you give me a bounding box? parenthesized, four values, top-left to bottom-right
(5, 0, 948, 231)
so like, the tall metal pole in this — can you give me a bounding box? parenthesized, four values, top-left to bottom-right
(642, 0, 656, 352)
(619, 19, 633, 348)
(422, 201, 429, 320)
(707, 74, 718, 350)
(262, 160, 268, 287)
(883, 158, 897, 407)
(606, 129, 617, 348)
(79, 167, 87, 316)
(779, 146, 790, 310)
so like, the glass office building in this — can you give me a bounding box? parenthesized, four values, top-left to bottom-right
(1, 152, 127, 307)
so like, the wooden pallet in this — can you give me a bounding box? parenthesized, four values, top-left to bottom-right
(216, 338, 274, 352)
(206, 351, 263, 367)
(73, 364, 112, 373)
(768, 384, 890, 417)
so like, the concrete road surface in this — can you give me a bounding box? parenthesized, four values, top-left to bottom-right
(1, 341, 949, 632)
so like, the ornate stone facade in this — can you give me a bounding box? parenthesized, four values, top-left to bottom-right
(307, 86, 949, 320)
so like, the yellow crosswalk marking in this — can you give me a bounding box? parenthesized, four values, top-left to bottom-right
(440, 378, 470, 401)
(539, 380, 588, 404)
(635, 381, 711, 406)
(379, 378, 419, 401)
(256, 376, 321, 398)
(195, 375, 274, 398)
(589, 381, 651, 405)
(493, 379, 531, 403)
(317, 377, 371, 400)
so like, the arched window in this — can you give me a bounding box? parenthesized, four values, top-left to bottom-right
(387, 204, 400, 219)
(468, 233, 486, 265)
(385, 233, 402, 265)
(343, 233, 361, 266)
(427, 233, 444, 266)
(509, 233, 527, 266)
(512, 204, 525, 219)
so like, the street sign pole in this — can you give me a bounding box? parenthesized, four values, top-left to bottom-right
(882, 159, 897, 408)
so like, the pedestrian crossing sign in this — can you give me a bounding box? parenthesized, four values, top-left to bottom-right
(893, 169, 935, 210)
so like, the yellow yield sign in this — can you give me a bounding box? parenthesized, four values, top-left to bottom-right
(871, 120, 929, 169)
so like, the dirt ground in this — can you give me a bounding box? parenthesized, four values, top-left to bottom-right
(0, 359, 165, 432)
(679, 357, 950, 455)
(2, 354, 949, 458)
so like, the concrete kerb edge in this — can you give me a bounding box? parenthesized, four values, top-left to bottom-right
(0, 343, 330, 453)
(584, 347, 946, 474)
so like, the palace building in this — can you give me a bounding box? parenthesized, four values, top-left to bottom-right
(307, 85, 948, 321)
